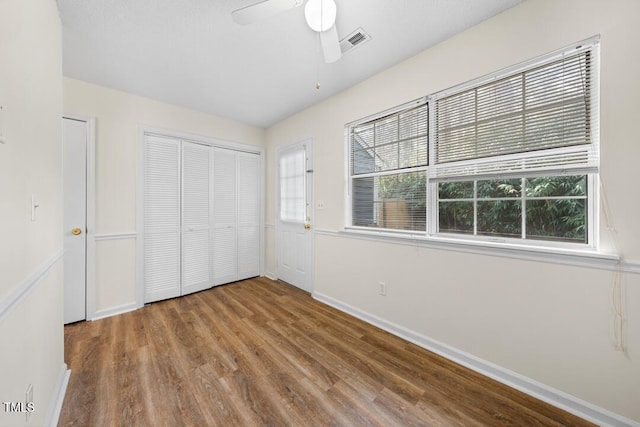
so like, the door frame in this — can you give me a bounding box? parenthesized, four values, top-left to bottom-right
(275, 138, 315, 292)
(62, 114, 96, 321)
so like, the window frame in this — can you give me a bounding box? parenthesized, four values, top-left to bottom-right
(429, 173, 597, 250)
(344, 36, 600, 252)
(346, 97, 429, 233)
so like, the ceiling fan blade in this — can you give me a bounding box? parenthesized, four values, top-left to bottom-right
(232, 0, 303, 25)
(320, 25, 342, 63)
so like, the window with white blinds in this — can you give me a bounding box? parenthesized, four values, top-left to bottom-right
(430, 42, 598, 181)
(348, 99, 428, 231)
(431, 39, 598, 246)
(345, 37, 599, 247)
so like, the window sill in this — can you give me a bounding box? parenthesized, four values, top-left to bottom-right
(315, 227, 622, 272)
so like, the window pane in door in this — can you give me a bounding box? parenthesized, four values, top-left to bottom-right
(280, 148, 306, 222)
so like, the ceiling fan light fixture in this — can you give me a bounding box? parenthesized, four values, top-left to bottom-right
(304, 0, 336, 32)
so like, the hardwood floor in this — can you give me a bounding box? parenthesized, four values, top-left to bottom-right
(60, 278, 592, 426)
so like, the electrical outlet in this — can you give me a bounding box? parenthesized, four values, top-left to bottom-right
(316, 201, 326, 210)
(378, 281, 387, 296)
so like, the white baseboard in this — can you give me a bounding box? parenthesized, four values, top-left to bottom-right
(312, 291, 639, 427)
(45, 363, 70, 427)
(90, 302, 139, 321)
(264, 272, 277, 281)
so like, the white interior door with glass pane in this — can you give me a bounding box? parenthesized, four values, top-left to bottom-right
(277, 140, 313, 292)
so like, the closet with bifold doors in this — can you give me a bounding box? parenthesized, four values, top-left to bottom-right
(141, 133, 261, 304)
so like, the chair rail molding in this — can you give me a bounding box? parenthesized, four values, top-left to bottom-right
(94, 232, 137, 241)
(0, 249, 63, 322)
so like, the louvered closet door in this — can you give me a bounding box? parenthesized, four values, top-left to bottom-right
(181, 141, 212, 295)
(212, 148, 238, 285)
(144, 135, 181, 303)
(237, 152, 260, 280)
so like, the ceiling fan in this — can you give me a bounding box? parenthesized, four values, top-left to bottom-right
(232, 0, 342, 64)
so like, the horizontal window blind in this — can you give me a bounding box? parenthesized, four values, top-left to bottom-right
(351, 103, 429, 175)
(431, 43, 598, 181)
(352, 171, 426, 231)
(349, 101, 428, 232)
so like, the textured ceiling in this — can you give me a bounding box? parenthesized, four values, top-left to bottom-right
(57, 0, 524, 128)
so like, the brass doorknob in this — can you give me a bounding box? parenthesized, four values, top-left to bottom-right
(304, 223, 311, 230)
(71, 228, 82, 235)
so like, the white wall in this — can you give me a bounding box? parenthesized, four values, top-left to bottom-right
(266, 0, 640, 423)
(0, 0, 66, 425)
(63, 78, 265, 316)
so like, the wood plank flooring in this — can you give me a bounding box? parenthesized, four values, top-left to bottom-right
(60, 278, 593, 426)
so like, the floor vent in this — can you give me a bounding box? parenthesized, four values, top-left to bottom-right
(340, 27, 371, 54)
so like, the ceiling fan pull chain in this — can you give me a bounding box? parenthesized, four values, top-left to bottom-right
(316, 4, 322, 91)
(316, 31, 321, 90)
(315, 0, 325, 89)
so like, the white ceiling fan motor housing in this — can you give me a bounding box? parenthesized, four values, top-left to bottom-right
(305, 0, 337, 32)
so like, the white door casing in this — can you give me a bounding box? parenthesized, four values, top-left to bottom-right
(276, 140, 314, 292)
(63, 117, 90, 324)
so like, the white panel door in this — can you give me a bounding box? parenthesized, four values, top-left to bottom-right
(277, 140, 313, 291)
(181, 141, 212, 295)
(237, 152, 261, 280)
(144, 135, 181, 303)
(63, 118, 87, 324)
(212, 148, 238, 285)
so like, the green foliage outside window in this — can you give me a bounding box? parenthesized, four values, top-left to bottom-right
(438, 175, 587, 242)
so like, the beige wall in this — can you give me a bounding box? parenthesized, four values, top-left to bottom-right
(266, 0, 640, 422)
(0, 0, 65, 425)
(63, 78, 266, 314)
